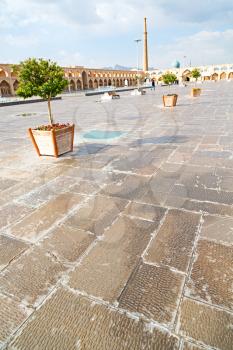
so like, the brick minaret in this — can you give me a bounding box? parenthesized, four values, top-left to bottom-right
(143, 17, 149, 72)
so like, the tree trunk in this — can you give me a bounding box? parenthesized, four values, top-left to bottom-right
(48, 97, 53, 125)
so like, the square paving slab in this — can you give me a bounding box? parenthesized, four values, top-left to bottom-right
(186, 239, 233, 311)
(119, 262, 185, 327)
(177, 297, 233, 350)
(145, 209, 200, 272)
(8, 287, 180, 350)
(68, 215, 158, 302)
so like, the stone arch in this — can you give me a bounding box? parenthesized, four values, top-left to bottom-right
(89, 79, 93, 89)
(0, 80, 11, 96)
(112, 79, 116, 86)
(108, 79, 111, 86)
(94, 79, 98, 89)
(69, 79, 75, 91)
(13, 80, 19, 91)
(99, 79, 103, 87)
(220, 72, 227, 80)
(211, 73, 218, 81)
(204, 76, 210, 81)
(76, 80, 82, 90)
(182, 70, 191, 82)
(228, 72, 233, 79)
(104, 79, 108, 87)
(120, 79, 123, 86)
(82, 71, 88, 89)
(0, 68, 7, 78)
(116, 79, 120, 87)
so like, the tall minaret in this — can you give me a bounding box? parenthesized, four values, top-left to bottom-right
(143, 17, 149, 72)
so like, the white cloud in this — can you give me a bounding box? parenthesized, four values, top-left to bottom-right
(153, 29, 233, 68)
(0, 0, 233, 67)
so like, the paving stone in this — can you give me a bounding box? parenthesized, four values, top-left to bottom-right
(201, 135, 219, 144)
(69, 179, 100, 195)
(170, 184, 233, 206)
(0, 293, 32, 346)
(201, 215, 233, 244)
(145, 209, 200, 272)
(0, 203, 32, 231)
(177, 172, 220, 190)
(0, 177, 18, 192)
(182, 341, 206, 350)
(65, 195, 128, 235)
(119, 263, 185, 326)
(40, 225, 95, 263)
(186, 239, 233, 310)
(9, 287, 180, 350)
(0, 235, 29, 270)
(68, 215, 158, 302)
(180, 198, 233, 217)
(0, 247, 66, 306)
(16, 176, 79, 208)
(8, 192, 85, 242)
(124, 202, 166, 222)
(101, 174, 150, 201)
(111, 151, 161, 175)
(177, 297, 233, 350)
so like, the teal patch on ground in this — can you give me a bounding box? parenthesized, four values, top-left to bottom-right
(83, 130, 124, 139)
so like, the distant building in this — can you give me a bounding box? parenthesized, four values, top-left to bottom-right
(0, 64, 139, 97)
(148, 64, 233, 83)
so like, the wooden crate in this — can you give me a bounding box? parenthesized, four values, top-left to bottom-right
(163, 94, 178, 107)
(191, 88, 201, 97)
(29, 125, 75, 157)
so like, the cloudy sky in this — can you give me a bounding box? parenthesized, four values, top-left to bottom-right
(0, 0, 233, 68)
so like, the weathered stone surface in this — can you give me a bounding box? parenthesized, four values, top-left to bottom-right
(69, 179, 100, 195)
(0, 235, 29, 270)
(177, 297, 233, 350)
(1, 82, 233, 348)
(101, 174, 150, 201)
(0, 177, 18, 192)
(0, 203, 32, 232)
(124, 202, 166, 222)
(0, 293, 32, 346)
(8, 192, 85, 242)
(119, 263, 185, 326)
(170, 184, 233, 206)
(167, 197, 233, 216)
(68, 215, 158, 301)
(201, 215, 233, 244)
(0, 247, 66, 306)
(182, 340, 209, 350)
(40, 225, 94, 263)
(145, 209, 200, 272)
(186, 239, 233, 310)
(102, 171, 178, 206)
(9, 288, 180, 350)
(16, 176, 79, 208)
(65, 194, 128, 235)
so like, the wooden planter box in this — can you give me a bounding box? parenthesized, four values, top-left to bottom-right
(29, 124, 75, 157)
(163, 94, 178, 107)
(191, 88, 201, 97)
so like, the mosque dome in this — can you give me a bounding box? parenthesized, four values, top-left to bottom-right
(172, 60, 181, 68)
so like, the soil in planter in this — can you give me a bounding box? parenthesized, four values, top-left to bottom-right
(35, 123, 70, 131)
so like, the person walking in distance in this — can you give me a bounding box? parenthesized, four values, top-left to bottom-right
(151, 79, 155, 90)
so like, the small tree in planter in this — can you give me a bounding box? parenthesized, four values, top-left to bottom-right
(191, 68, 202, 97)
(162, 72, 178, 107)
(17, 58, 75, 157)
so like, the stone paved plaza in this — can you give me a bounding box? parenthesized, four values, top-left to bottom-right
(0, 82, 233, 349)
